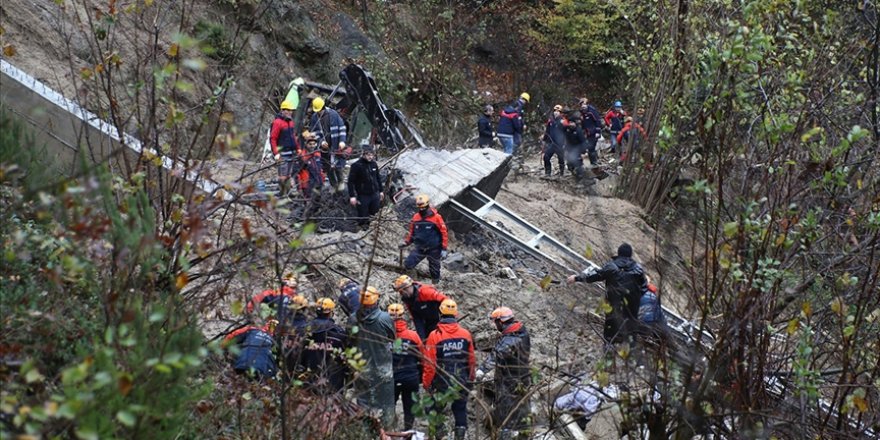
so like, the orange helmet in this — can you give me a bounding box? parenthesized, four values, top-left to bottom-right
(489, 306, 514, 323)
(360, 286, 380, 306)
(388, 303, 406, 319)
(315, 298, 336, 315)
(291, 295, 308, 310)
(439, 299, 458, 316)
(415, 194, 430, 209)
(392, 275, 414, 292)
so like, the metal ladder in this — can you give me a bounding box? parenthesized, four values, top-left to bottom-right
(449, 187, 715, 347)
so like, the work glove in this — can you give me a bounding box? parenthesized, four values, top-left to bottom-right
(274, 153, 281, 161)
(441, 250, 448, 260)
(339, 141, 346, 149)
(399, 241, 409, 249)
(349, 197, 358, 206)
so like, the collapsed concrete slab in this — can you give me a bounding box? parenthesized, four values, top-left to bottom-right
(388, 147, 511, 230)
(390, 147, 511, 207)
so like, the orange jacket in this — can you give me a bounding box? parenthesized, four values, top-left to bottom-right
(246, 286, 296, 313)
(422, 317, 475, 390)
(405, 207, 449, 250)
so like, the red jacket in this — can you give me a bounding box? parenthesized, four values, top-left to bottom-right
(405, 207, 449, 250)
(247, 286, 296, 313)
(604, 109, 627, 132)
(270, 115, 300, 155)
(422, 317, 476, 390)
(616, 121, 647, 145)
(223, 322, 275, 344)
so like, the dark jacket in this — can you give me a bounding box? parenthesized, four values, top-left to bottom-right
(639, 284, 664, 324)
(563, 119, 587, 147)
(347, 156, 383, 198)
(580, 104, 603, 137)
(577, 256, 646, 321)
(478, 114, 494, 146)
(401, 282, 449, 340)
(225, 326, 277, 379)
(337, 281, 361, 319)
(392, 319, 424, 385)
(309, 108, 348, 151)
(604, 109, 626, 132)
(543, 115, 566, 148)
(302, 317, 349, 391)
(354, 306, 396, 420)
(270, 114, 300, 155)
(284, 313, 310, 373)
(423, 317, 476, 391)
(405, 207, 449, 250)
(483, 321, 531, 429)
(497, 106, 522, 136)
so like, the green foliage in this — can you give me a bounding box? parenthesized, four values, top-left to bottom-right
(535, 0, 625, 68)
(0, 114, 212, 439)
(194, 20, 236, 66)
(412, 386, 462, 437)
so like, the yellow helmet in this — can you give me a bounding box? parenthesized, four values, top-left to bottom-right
(360, 286, 380, 306)
(315, 297, 336, 314)
(311, 97, 325, 112)
(439, 299, 458, 316)
(282, 272, 298, 288)
(489, 306, 514, 323)
(291, 295, 308, 310)
(280, 100, 295, 111)
(415, 194, 430, 209)
(392, 275, 414, 292)
(388, 303, 406, 319)
(520, 92, 530, 103)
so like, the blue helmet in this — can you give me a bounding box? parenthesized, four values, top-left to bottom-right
(614, 100, 623, 108)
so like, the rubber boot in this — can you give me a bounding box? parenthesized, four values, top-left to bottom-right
(454, 426, 467, 440)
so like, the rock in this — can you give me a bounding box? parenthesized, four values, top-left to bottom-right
(498, 267, 517, 279)
(330, 13, 388, 62)
(444, 252, 467, 271)
(262, 3, 330, 66)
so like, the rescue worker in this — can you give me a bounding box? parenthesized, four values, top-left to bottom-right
(496, 104, 522, 155)
(301, 298, 349, 393)
(476, 307, 532, 437)
(388, 303, 424, 431)
(511, 92, 529, 150)
(604, 101, 627, 155)
(477, 104, 495, 148)
(637, 275, 668, 345)
(269, 100, 301, 198)
(297, 131, 324, 200)
(347, 144, 384, 227)
(400, 194, 449, 285)
(354, 286, 396, 427)
(392, 274, 449, 340)
(283, 295, 311, 374)
(542, 104, 566, 177)
(224, 319, 278, 380)
(246, 272, 298, 314)
(423, 299, 475, 440)
(336, 277, 361, 321)
(566, 243, 647, 345)
(617, 116, 648, 163)
(309, 97, 349, 192)
(562, 112, 593, 184)
(579, 98, 603, 164)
